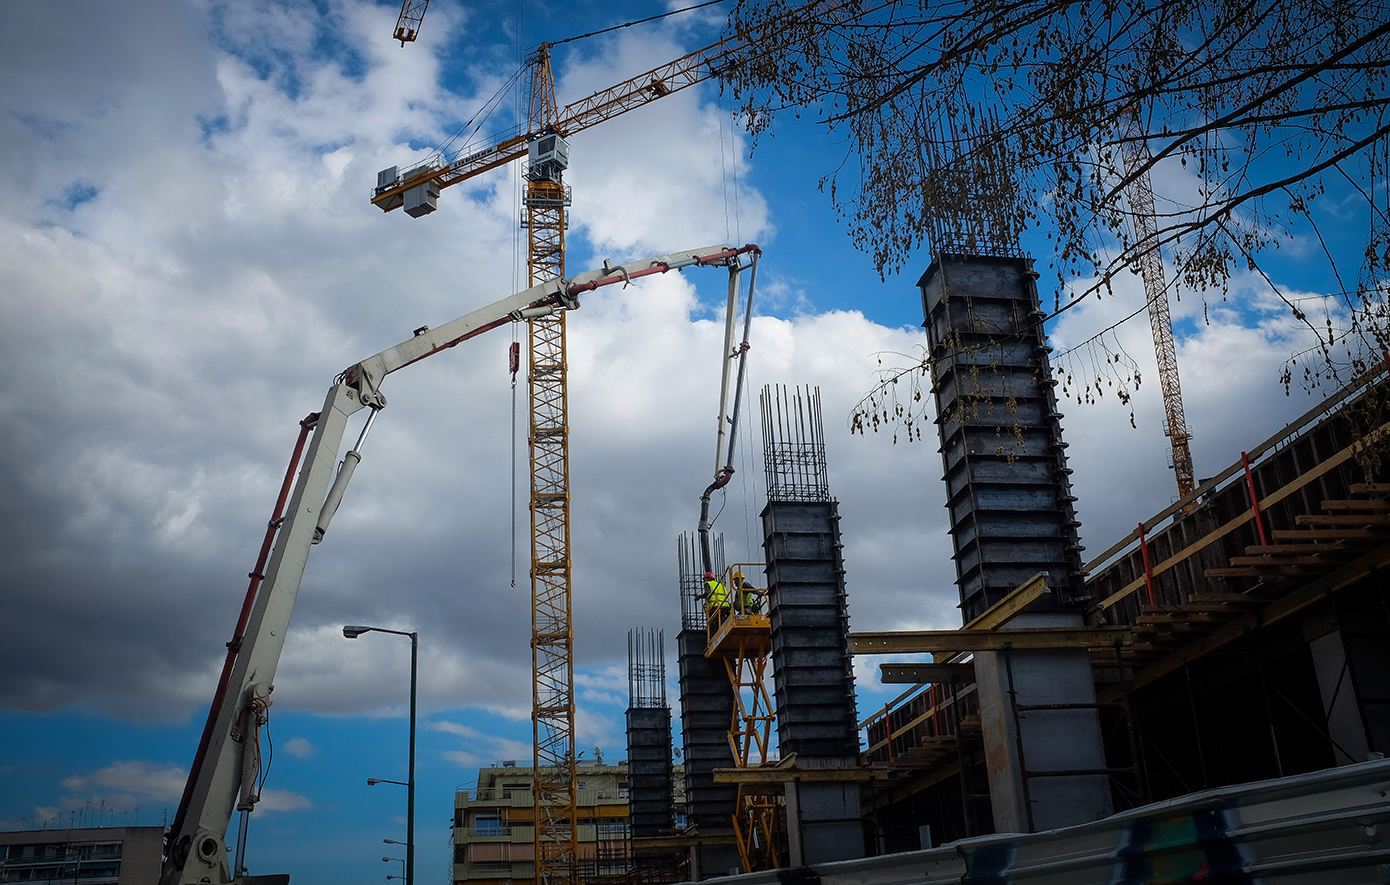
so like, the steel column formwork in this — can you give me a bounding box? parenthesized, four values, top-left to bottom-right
(920, 254, 1107, 833)
(759, 386, 864, 865)
(676, 534, 743, 877)
(919, 254, 1086, 622)
(627, 629, 676, 840)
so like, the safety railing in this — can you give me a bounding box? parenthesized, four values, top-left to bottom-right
(459, 787, 534, 802)
(860, 677, 979, 762)
(703, 562, 768, 640)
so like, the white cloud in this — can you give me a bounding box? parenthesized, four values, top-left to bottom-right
(283, 737, 316, 759)
(434, 721, 530, 769)
(60, 761, 188, 803)
(257, 788, 313, 813)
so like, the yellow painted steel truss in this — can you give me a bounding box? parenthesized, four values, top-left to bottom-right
(706, 564, 782, 871)
(527, 48, 578, 885)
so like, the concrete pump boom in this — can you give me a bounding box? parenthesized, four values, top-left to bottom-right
(161, 243, 759, 885)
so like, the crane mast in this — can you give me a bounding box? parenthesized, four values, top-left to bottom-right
(1120, 113, 1196, 498)
(523, 45, 580, 885)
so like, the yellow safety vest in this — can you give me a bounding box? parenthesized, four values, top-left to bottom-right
(705, 579, 729, 609)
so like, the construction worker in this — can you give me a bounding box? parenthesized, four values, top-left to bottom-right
(735, 573, 762, 614)
(704, 571, 729, 622)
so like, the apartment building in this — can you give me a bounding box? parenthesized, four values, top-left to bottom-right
(0, 827, 163, 884)
(452, 761, 685, 885)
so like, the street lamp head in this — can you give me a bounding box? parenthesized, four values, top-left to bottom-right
(343, 625, 373, 639)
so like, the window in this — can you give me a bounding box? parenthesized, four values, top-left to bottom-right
(596, 820, 627, 839)
(472, 815, 505, 835)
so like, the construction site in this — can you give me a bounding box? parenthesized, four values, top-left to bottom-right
(4, 2, 1389, 885)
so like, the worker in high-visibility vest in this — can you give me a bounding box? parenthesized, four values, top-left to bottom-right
(733, 572, 761, 614)
(704, 571, 729, 621)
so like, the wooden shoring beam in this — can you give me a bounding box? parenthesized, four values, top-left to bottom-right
(1272, 528, 1383, 540)
(1205, 566, 1318, 577)
(1136, 602, 1241, 616)
(1297, 513, 1390, 525)
(1322, 498, 1390, 510)
(850, 626, 1131, 654)
(1244, 542, 1356, 555)
(1227, 555, 1339, 566)
(1101, 540, 1390, 701)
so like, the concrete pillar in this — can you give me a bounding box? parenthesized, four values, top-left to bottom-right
(1310, 628, 1372, 765)
(973, 611, 1110, 832)
(784, 780, 864, 865)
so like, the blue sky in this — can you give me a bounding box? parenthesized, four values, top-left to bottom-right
(0, 1, 1367, 883)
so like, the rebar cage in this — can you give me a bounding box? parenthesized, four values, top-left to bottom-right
(678, 532, 724, 630)
(761, 385, 830, 503)
(627, 628, 667, 709)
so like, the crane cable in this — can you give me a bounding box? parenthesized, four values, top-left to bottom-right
(549, 0, 726, 47)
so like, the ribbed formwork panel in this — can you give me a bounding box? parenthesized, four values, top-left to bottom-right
(676, 628, 738, 829)
(919, 254, 1084, 623)
(762, 500, 859, 759)
(626, 706, 675, 837)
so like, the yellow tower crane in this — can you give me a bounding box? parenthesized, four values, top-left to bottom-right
(372, 18, 754, 885)
(1120, 110, 1196, 499)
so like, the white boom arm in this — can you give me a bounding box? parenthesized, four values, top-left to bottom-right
(162, 243, 757, 885)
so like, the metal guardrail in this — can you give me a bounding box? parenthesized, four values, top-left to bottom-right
(689, 756, 1390, 884)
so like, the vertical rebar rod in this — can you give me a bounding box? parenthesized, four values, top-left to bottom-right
(628, 628, 667, 709)
(760, 385, 829, 502)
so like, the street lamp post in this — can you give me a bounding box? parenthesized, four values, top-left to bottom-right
(384, 855, 406, 881)
(345, 625, 418, 885)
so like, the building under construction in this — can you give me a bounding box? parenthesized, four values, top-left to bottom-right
(625, 252, 1390, 882)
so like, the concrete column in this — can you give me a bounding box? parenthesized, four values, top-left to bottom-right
(1310, 629, 1372, 765)
(974, 611, 1110, 832)
(784, 779, 864, 865)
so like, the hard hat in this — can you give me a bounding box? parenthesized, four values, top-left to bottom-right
(703, 571, 716, 580)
